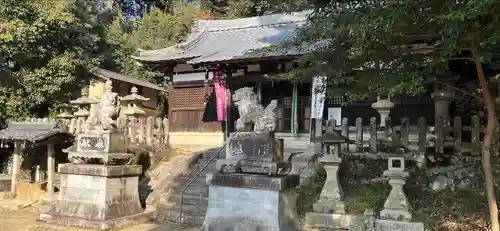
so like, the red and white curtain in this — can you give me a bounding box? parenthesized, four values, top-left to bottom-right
(213, 70, 227, 121)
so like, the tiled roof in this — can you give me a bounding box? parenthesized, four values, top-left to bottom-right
(132, 11, 309, 64)
(0, 121, 72, 142)
(96, 69, 165, 91)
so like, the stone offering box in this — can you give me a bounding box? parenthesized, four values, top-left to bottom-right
(216, 132, 288, 175)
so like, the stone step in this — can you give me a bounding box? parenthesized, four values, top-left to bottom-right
(168, 193, 208, 205)
(171, 184, 209, 197)
(162, 210, 205, 225)
(181, 166, 217, 178)
(196, 157, 222, 165)
(191, 162, 218, 172)
(160, 202, 207, 225)
(161, 201, 208, 213)
(177, 176, 207, 186)
(200, 151, 224, 159)
(169, 176, 207, 190)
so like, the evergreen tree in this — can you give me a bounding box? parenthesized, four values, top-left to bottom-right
(285, 0, 500, 229)
(0, 0, 105, 120)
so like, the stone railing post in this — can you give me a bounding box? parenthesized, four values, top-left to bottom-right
(163, 118, 169, 146)
(146, 117, 153, 146)
(154, 117, 163, 149)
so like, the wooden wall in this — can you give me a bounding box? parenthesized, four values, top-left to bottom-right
(170, 85, 222, 132)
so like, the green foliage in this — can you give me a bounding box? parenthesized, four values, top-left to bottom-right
(0, 0, 312, 123)
(283, 0, 500, 99)
(102, 6, 199, 84)
(0, 0, 200, 122)
(203, 0, 309, 18)
(0, 0, 103, 121)
(129, 8, 193, 50)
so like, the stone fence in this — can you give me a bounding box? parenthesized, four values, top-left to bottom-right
(319, 116, 497, 157)
(59, 116, 169, 150)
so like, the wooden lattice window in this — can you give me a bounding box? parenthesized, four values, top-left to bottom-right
(172, 86, 205, 108)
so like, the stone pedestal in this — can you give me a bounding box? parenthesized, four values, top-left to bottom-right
(201, 173, 301, 231)
(312, 154, 345, 214)
(39, 164, 151, 229)
(217, 132, 288, 175)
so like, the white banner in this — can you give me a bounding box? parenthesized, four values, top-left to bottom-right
(328, 107, 342, 125)
(311, 76, 327, 119)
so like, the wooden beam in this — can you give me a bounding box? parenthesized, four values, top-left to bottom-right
(225, 70, 232, 140)
(166, 65, 174, 145)
(291, 82, 299, 136)
(171, 107, 206, 111)
(256, 81, 262, 103)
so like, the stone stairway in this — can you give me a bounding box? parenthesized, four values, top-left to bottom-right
(155, 147, 225, 226)
(153, 137, 320, 227)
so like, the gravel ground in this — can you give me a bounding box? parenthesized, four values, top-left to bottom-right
(0, 207, 199, 231)
(0, 148, 206, 231)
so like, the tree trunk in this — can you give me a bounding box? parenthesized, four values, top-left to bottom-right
(473, 48, 499, 231)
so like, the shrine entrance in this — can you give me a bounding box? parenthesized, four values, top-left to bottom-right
(229, 80, 311, 135)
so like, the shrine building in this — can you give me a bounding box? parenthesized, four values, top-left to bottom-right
(132, 11, 445, 148)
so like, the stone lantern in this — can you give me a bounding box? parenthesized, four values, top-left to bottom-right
(371, 96, 394, 127)
(57, 110, 74, 120)
(121, 86, 150, 118)
(57, 104, 75, 131)
(70, 87, 97, 121)
(431, 88, 453, 126)
(380, 156, 412, 221)
(311, 123, 349, 214)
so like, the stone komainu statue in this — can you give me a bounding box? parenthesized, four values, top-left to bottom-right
(232, 87, 277, 133)
(85, 80, 120, 131)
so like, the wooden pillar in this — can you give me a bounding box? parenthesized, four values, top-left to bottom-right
(225, 70, 232, 140)
(225, 69, 232, 158)
(204, 70, 210, 99)
(46, 143, 55, 200)
(291, 82, 299, 136)
(166, 66, 174, 145)
(256, 81, 262, 104)
(10, 141, 21, 195)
